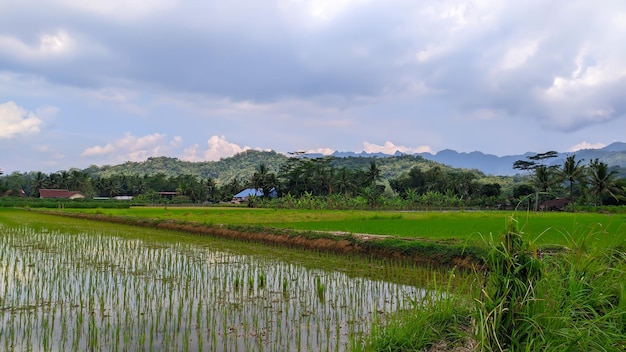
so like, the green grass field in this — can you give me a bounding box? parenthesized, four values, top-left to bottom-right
(57, 207, 626, 249)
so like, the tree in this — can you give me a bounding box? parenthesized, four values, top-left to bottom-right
(424, 166, 448, 194)
(513, 151, 559, 210)
(32, 171, 49, 192)
(251, 163, 277, 199)
(365, 161, 382, 186)
(389, 166, 426, 196)
(333, 168, 357, 196)
(480, 183, 502, 198)
(588, 159, 620, 206)
(557, 155, 585, 210)
(68, 170, 93, 194)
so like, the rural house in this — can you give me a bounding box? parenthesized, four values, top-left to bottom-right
(231, 188, 277, 203)
(39, 189, 86, 199)
(539, 198, 569, 211)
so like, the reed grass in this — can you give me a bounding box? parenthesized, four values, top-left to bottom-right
(360, 214, 626, 351)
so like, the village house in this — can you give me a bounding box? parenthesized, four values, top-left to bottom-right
(231, 188, 277, 203)
(39, 189, 86, 199)
(539, 198, 569, 211)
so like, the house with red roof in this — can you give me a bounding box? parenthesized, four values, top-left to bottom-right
(39, 189, 86, 199)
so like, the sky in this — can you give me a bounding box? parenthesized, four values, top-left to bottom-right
(1, 0, 626, 174)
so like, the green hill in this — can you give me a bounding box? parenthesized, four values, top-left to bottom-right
(81, 150, 492, 186)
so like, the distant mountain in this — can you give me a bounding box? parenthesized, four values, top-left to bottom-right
(305, 142, 626, 176)
(413, 150, 532, 176)
(80, 142, 626, 183)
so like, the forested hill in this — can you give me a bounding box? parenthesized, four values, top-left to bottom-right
(82, 150, 479, 185)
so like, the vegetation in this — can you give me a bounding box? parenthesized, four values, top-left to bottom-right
(0, 209, 459, 351)
(2, 150, 625, 210)
(360, 216, 625, 351)
(57, 207, 626, 249)
(2, 150, 626, 350)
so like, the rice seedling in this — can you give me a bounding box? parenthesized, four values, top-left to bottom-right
(0, 210, 446, 351)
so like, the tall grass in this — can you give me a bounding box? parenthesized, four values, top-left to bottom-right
(361, 215, 626, 351)
(475, 217, 543, 350)
(358, 269, 475, 351)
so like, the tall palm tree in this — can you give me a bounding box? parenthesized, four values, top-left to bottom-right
(251, 163, 277, 198)
(32, 171, 49, 192)
(588, 159, 620, 206)
(558, 155, 585, 210)
(365, 161, 382, 186)
(333, 168, 356, 196)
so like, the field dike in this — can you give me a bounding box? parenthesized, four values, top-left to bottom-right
(36, 210, 486, 270)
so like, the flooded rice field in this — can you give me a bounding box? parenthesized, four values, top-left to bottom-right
(0, 218, 435, 351)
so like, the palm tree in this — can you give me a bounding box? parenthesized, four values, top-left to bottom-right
(531, 165, 559, 210)
(365, 161, 382, 186)
(588, 159, 620, 206)
(32, 171, 49, 192)
(251, 163, 277, 198)
(557, 155, 585, 210)
(333, 168, 356, 196)
(68, 170, 92, 194)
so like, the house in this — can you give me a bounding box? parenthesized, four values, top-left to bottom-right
(231, 188, 277, 203)
(158, 191, 178, 200)
(39, 189, 86, 199)
(539, 198, 569, 211)
(114, 195, 133, 200)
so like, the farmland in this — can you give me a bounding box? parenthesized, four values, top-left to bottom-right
(0, 209, 453, 351)
(1, 207, 624, 351)
(59, 206, 626, 248)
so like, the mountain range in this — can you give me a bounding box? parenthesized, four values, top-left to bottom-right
(82, 142, 626, 183)
(318, 142, 626, 176)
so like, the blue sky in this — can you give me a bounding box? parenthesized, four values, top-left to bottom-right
(1, 0, 625, 174)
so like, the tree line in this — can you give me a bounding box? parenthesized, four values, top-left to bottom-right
(512, 152, 624, 208)
(1, 153, 624, 209)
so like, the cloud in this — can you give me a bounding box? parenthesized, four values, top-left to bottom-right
(1, 0, 626, 173)
(362, 141, 433, 155)
(0, 101, 42, 139)
(569, 141, 606, 152)
(306, 147, 335, 155)
(52, 0, 177, 21)
(203, 135, 251, 161)
(81, 132, 169, 161)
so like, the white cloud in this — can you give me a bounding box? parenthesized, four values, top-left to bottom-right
(306, 147, 335, 155)
(203, 135, 250, 161)
(0, 101, 42, 139)
(81, 143, 115, 156)
(362, 141, 433, 155)
(80, 133, 169, 161)
(569, 141, 606, 152)
(170, 136, 183, 147)
(0, 31, 77, 62)
(180, 144, 201, 162)
(499, 40, 539, 70)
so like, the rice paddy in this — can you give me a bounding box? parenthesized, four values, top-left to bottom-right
(0, 211, 443, 351)
(62, 207, 626, 248)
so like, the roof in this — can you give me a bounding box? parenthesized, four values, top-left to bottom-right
(539, 198, 569, 210)
(39, 189, 86, 199)
(233, 188, 265, 198)
(233, 188, 277, 199)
